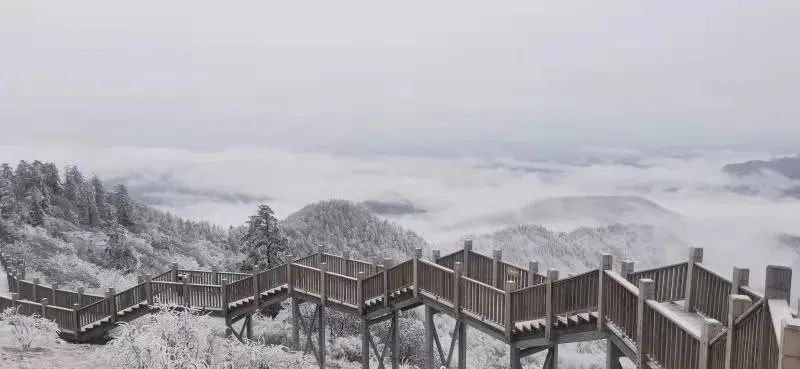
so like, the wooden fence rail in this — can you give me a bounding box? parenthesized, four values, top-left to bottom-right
(326, 272, 358, 306)
(602, 271, 639, 342)
(627, 262, 688, 302)
(552, 269, 599, 316)
(642, 301, 701, 369)
(417, 260, 455, 304)
(387, 260, 414, 293)
(461, 276, 505, 326)
(692, 264, 732, 324)
(510, 283, 547, 323)
(291, 264, 321, 296)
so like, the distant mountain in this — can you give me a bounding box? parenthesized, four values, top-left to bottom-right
(723, 154, 800, 180)
(462, 223, 687, 273)
(361, 199, 426, 216)
(451, 196, 680, 230)
(281, 200, 426, 260)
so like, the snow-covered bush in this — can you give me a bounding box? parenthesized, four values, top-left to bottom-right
(0, 307, 61, 350)
(102, 305, 306, 369)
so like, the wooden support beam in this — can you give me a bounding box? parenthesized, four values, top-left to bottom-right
(291, 297, 300, 350)
(107, 288, 117, 323)
(382, 258, 392, 307)
(143, 274, 152, 306)
(492, 249, 502, 289)
(463, 239, 472, 278)
(544, 345, 559, 369)
(620, 260, 634, 280)
(509, 343, 522, 369)
(766, 265, 793, 304)
(607, 339, 624, 369)
(731, 266, 750, 295)
(528, 260, 539, 287)
(684, 247, 704, 312)
(51, 283, 58, 304)
(212, 265, 219, 285)
(320, 262, 328, 305)
(77, 287, 84, 307)
(357, 271, 365, 314)
(546, 269, 559, 339)
(171, 262, 179, 282)
(598, 254, 612, 330)
(392, 311, 400, 369)
(40, 298, 48, 319)
(725, 294, 752, 369)
(182, 277, 190, 306)
(72, 303, 80, 333)
(221, 278, 231, 336)
(505, 280, 515, 339)
(318, 305, 326, 368)
(453, 262, 463, 314)
(413, 248, 422, 298)
(636, 279, 655, 368)
(432, 249, 441, 261)
(424, 307, 435, 369)
(32, 277, 39, 302)
(362, 318, 370, 369)
(457, 320, 467, 369)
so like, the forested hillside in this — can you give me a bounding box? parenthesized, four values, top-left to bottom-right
(281, 200, 427, 260)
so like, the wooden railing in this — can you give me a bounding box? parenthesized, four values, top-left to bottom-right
(115, 283, 146, 312)
(44, 304, 75, 332)
(691, 264, 731, 324)
(152, 270, 173, 282)
(186, 284, 222, 308)
(294, 253, 319, 268)
(551, 269, 598, 316)
(224, 276, 253, 304)
(466, 251, 493, 286)
(436, 250, 464, 270)
(177, 270, 215, 285)
(707, 334, 726, 369)
(510, 283, 546, 323)
(386, 260, 414, 293)
(291, 264, 321, 296)
(76, 298, 109, 329)
(641, 301, 701, 369)
(53, 289, 80, 309)
(627, 262, 687, 302)
(326, 272, 357, 306)
(602, 271, 639, 341)
(257, 264, 287, 292)
(362, 272, 384, 301)
(218, 272, 250, 283)
(417, 260, 455, 304)
(151, 281, 182, 305)
(460, 276, 505, 326)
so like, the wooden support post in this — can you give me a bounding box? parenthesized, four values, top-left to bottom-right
(432, 249, 441, 261)
(320, 262, 328, 305)
(317, 244, 326, 266)
(699, 317, 724, 368)
(457, 320, 467, 369)
(544, 345, 559, 369)
(492, 249, 502, 289)
(212, 265, 219, 285)
(636, 279, 655, 368)
(107, 288, 117, 323)
(318, 305, 326, 368)
(779, 318, 800, 369)
(765, 265, 793, 304)
(40, 298, 48, 319)
(77, 287, 85, 307)
(291, 297, 300, 350)
(413, 248, 422, 298)
(245, 315, 253, 340)
(51, 283, 58, 304)
(731, 266, 750, 295)
(144, 275, 152, 305)
(392, 311, 400, 369)
(252, 272, 260, 306)
(505, 280, 515, 339)
(454, 262, 463, 314)
(182, 277, 190, 307)
(463, 239, 472, 278)
(357, 271, 365, 314)
(11, 292, 18, 308)
(598, 254, 612, 330)
(546, 269, 559, 339)
(72, 302, 80, 333)
(286, 254, 294, 295)
(424, 307, 435, 369)
(171, 262, 179, 281)
(382, 258, 392, 307)
(725, 294, 752, 369)
(510, 343, 522, 369)
(606, 339, 624, 369)
(684, 247, 704, 312)
(32, 277, 40, 302)
(620, 260, 635, 280)
(361, 317, 370, 369)
(220, 278, 229, 313)
(528, 261, 539, 287)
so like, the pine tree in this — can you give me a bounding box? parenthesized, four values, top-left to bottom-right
(241, 205, 288, 272)
(113, 184, 135, 228)
(63, 166, 84, 202)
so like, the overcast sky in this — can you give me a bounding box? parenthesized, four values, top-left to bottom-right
(1, 0, 798, 155)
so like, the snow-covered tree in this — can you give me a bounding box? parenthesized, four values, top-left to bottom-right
(113, 184, 135, 228)
(241, 204, 288, 272)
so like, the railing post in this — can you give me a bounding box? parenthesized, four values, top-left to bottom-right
(77, 287, 85, 307)
(765, 265, 793, 304)
(413, 248, 422, 298)
(699, 317, 724, 369)
(171, 262, 179, 282)
(545, 269, 559, 339)
(317, 244, 326, 266)
(731, 266, 750, 295)
(725, 294, 752, 369)
(212, 265, 219, 285)
(285, 254, 294, 295)
(220, 278, 229, 314)
(620, 260, 635, 280)
(11, 292, 18, 308)
(432, 249, 441, 261)
(32, 277, 40, 302)
(382, 258, 392, 307)
(40, 298, 48, 319)
(72, 303, 80, 333)
(636, 279, 655, 368)
(779, 318, 800, 369)
(505, 280, 515, 339)
(454, 262, 463, 314)
(357, 271, 365, 314)
(107, 288, 117, 323)
(252, 272, 260, 306)
(685, 247, 704, 312)
(51, 283, 58, 305)
(598, 254, 612, 331)
(492, 249, 502, 289)
(343, 250, 351, 276)
(528, 261, 539, 287)
(182, 277, 190, 307)
(144, 274, 152, 305)
(320, 262, 328, 305)
(463, 239, 472, 278)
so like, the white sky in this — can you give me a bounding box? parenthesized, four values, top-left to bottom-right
(1, 0, 799, 153)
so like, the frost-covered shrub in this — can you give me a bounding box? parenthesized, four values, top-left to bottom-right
(102, 305, 306, 369)
(0, 307, 61, 350)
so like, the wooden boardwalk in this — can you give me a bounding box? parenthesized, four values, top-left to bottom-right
(1, 242, 798, 369)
